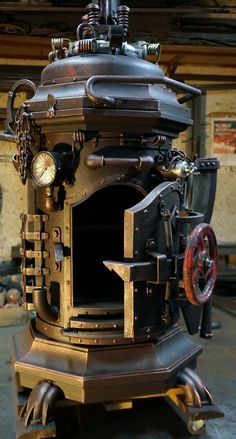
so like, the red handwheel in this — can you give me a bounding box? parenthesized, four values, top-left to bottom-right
(183, 223, 217, 306)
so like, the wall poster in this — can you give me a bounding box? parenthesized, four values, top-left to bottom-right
(212, 119, 236, 165)
(213, 119, 236, 151)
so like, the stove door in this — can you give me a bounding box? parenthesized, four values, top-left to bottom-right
(104, 180, 183, 339)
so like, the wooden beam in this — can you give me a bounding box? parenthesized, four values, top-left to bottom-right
(157, 45, 236, 67)
(0, 35, 51, 61)
(0, 36, 235, 66)
(0, 37, 236, 83)
(0, 5, 235, 14)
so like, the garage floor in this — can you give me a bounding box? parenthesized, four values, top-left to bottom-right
(0, 305, 235, 439)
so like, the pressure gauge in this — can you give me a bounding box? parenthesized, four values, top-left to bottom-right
(31, 151, 62, 187)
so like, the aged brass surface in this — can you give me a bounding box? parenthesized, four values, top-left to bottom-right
(12, 320, 203, 404)
(0, 0, 223, 436)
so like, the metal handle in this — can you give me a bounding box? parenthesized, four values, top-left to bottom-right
(200, 297, 213, 339)
(0, 79, 36, 142)
(85, 74, 201, 107)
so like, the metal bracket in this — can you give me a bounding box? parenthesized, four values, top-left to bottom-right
(47, 93, 57, 118)
(20, 213, 50, 308)
(104, 255, 172, 284)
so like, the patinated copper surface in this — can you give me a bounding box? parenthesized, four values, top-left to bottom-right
(0, 1, 223, 437)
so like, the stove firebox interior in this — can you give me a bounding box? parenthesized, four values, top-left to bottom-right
(73, 185, 143, 305)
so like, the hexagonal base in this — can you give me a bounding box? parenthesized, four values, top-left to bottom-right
(12, 319, 202, 404)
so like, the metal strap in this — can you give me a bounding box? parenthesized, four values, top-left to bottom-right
(21, 267, 50, 276)
(20, 213, 49, 222)
(20, 249, 50, 258)
(20, 232, 49, 241)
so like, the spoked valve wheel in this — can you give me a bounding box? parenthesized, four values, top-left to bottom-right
(183, 223, 217, 305)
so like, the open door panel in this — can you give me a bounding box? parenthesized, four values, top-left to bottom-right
(105, 181, 184, 339)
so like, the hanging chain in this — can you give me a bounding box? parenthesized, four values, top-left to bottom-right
(15, 103, 45, 185)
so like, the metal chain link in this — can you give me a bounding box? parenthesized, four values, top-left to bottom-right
(15, 104, 45, 185)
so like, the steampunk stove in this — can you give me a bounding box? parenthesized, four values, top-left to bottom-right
(2, 1, 223, 437)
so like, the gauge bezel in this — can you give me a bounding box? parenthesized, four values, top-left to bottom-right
(31, 151, 58, 187)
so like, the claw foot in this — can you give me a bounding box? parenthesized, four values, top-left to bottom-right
(20, 381, 64, 427)
(177, 367, 213, 407)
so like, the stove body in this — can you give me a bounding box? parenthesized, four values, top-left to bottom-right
(2, 1, 223, 437)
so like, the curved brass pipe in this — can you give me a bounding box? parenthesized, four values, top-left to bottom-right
(33, 287, 58, 322)
(84, 153, 155, 170)
(0, 133, 17, 142)
(0, 79, 36, 142)
(85, 74, 201, 107)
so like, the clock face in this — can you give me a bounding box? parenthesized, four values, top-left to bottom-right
(31, 151, 57, 187)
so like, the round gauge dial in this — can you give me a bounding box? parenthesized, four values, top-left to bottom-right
(31, 151, 57, 187)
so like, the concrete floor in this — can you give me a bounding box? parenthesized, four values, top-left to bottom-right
(0, 306, 235, 439)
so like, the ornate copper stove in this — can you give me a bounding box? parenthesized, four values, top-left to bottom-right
(1, 1, 223, 437)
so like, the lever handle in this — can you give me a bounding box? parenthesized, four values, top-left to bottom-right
(200, 297, 213, 339)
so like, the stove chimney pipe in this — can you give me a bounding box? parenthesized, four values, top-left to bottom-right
(99, 0, 120, 23)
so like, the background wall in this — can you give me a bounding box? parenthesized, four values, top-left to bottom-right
(0, 92, 28, 275)
(203, 90, 236, 243)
